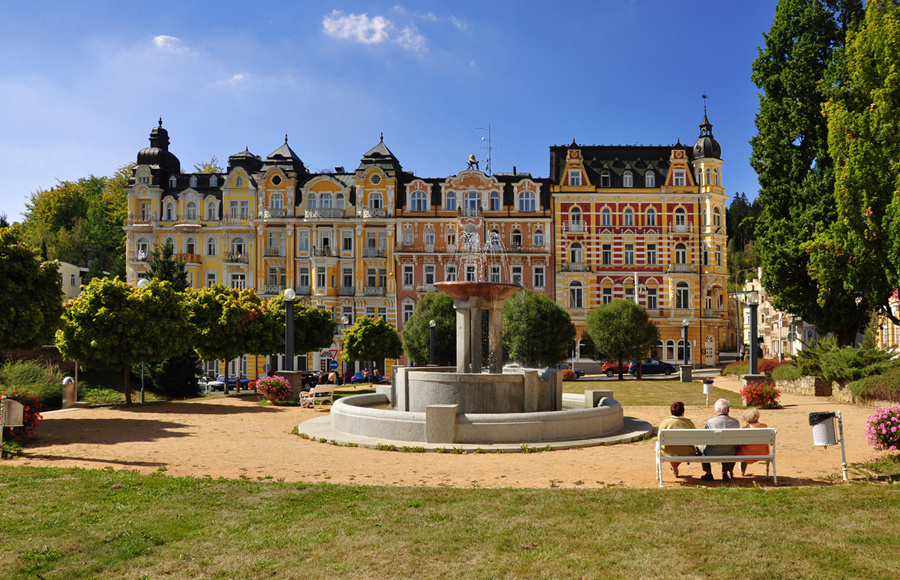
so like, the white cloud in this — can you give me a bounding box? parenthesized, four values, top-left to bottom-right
(153, 35, 187, 52)
(216, 73, 251, 86)
(323, 10, 426, 52)
(451, 16, 466, 30)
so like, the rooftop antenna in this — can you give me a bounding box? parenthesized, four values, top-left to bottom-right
(476, 125, 496, 175)
(702, 93, 709, 115)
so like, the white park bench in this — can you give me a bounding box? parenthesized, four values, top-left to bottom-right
(655, 428, 777, 488)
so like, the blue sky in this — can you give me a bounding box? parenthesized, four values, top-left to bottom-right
(0, 1, 778, 222)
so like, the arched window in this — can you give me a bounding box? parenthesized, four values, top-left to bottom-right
(186, 202, 197, 219)
(511, 229, 523, 247)
(210, 175, 218, 187)
(186, 236, 196, 255)
(188, 175, 197, 188)
(647, 207, 656, 226)
(70, 274, 76, 286)
(235, 176, 244, 187)
(623, 208, 634, 226)
(713, 207, 722, 226)
(666, 340, 676, 362)
(677, 339, 691, 362)
(411, 191, 427, 211)
(206, 237, 217, 256)
(601, 207, 611, 226)
(623, 171, 633, 187)
(489, 229, 501, 252)
(232, 237, 245, 257)
(675, 282, 690, 309)
(206, 201, 217, 220)
(570, 242, 583, 263)
(464, 192, 480, 210)
(424, 228, 435, 245)
(519, 191, 536, 211)
(714, 168, 720, 186)
(445, 191, 456, 211)
(271, 193, 284, 209)
(569, 281, 584, 308)
(645, 172, 655, 187)
(534, 229, 545, 247)
(446, 229, 457, 246)
(674, 208, 686, 226)
(164, 236, 175, 248)
(169, 175, 178, 187)
(164, 202, 175, 221)
(320, 193, 333, 208)
(600, 171, 611, 187)
(705, 168, 711, 186)
(402, 228, 414, 246)
(370, 192, 383, 209)
(136, 237, 150, 260)
(675, 243, 687, 264)
(701, 209, 708, 226)
(489, 191, 500, 211)
(307, 194, 317, 209)
(335, 193, 345, 209)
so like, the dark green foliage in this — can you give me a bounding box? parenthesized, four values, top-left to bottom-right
(721, 361, 750, 377)
(267, 292, 337, 356)
(0, 360, 65, 409)
(341, 316, 404, 365)
(0, 228, 65, 350)
(144, 241, 188, 292)
(772, 363, 802, 381)
(502, 289, 575, 367)
(401, 292, 456, 366)
(131, 350, 202, 400)
(795, 337, 899, 383)
(751, 0, 868, 343)
(584, 299, 660, 380)
(847, 366, 900, 403)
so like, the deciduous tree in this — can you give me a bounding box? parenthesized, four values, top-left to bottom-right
(341, 316, 403, 372)
(750, 0, 866, 344)
(55, 278, 191, 404)
(267, 292, 337, 357)
(0, 228, 65, 350)
(401, 292, 456, 366)
(584, 299, 660, 380)
(502, 289, 575, 368)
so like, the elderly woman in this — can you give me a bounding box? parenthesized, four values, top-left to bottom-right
(658, 401, 697, 477)
(736, 407, 770, 476)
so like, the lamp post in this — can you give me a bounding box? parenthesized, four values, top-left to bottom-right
(682, 319, 690, 366)
(136, 278, 150, 403)
(429, 319, 436, 366)
(284, 288, 296, 371)
(748, 290, 760, 374)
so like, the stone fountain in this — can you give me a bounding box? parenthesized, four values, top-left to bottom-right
(300, 231, 651, 449)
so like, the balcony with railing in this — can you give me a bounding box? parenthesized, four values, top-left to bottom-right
(174, 253, 202, 264)
(264, 284, 286, 295)
(361, 207, 388, 219)
(667, 223, 692, 234)
(364, 286, 386, 297)
(339, 286, 355, 296)
(263, 246, 286, 257)
(395, 244, 440, 253)
(224, 252, 248, 264)
(506, 244, 547, 254)
(311, 246, 337, 257)
(304, 208, 345, 219)
(295, 285, 311, 296)
(363, 248, 386, 258)
(174, 216, 201, 231)
(222, 214, 251, 226)
(561, 221, 585, 234)
(129, 251, 150, 262)
(260, 207, 290, 218)
(559, 262, 592, 273)
(667, 264, 695, 273)
(459, 207, 482, 217)
(127, 212, 158, 228)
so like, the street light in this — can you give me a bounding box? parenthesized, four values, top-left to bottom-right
(284, 288, 296, 371)
(136, 278, 150, 403)
(682, 319, 690, 366)
(747, 290, 760, 374)
(429, 319, 436, 366)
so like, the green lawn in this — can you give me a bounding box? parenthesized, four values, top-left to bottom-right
(0, 465, 899, 579)
(563, 379, 738, 407)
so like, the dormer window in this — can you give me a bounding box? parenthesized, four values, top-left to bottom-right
(519, 191, 536, 212)
(210, 175, 218, 187)
(190, 175, 198, 188)
(645, 172, 655, 187)
(568, 170, 581, 186)
(445, 191, 456, 211)
(169, 175, 178, 187)
(623, 171, 633, 187)
(674, 170, 686, 187)
(410, 191, 427, 211)
(600, 171, 611, 188)
(235, 176, 244, 187)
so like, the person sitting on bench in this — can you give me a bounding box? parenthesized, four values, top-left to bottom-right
(700, 398, 740, 482)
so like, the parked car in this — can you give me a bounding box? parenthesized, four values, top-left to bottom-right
(350, 371, 381, 384)
(601, 360, 630, 377)
(628, 358, 677, 376)
(216, 374, 252, 390)
(199, 376, 226, 392)
(542, 363, 585, 379)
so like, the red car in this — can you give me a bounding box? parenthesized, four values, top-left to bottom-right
(601, 360, 630, 377)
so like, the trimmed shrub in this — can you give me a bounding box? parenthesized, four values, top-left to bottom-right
(256, 375, 293, 402)
(796, 338, 899, 383)
(758, 359, 789, 373)
(739, 381, 781, 408)
(847, 366, 900, 403)
(772, 363, 801, 381)
(865, 406, 900, 451)
(0, 391, 43, 442)
(722, 361, 749, 376)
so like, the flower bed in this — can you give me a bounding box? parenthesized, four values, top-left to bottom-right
(739, 381, 781, 408)
(1, 392, 43, 442)
(866, 405, 900, 452)
(255, 375, 293, 402)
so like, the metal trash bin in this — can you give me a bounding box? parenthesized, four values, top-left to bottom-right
(702, 378, 714, 395)
(810, 412, 837, 446)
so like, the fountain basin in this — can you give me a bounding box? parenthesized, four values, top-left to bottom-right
(434, 281, 521, 301)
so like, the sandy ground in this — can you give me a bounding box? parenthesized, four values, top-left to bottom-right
(7, 376, 884, 489)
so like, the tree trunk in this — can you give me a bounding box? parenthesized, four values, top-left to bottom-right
(123, 366, 132, 405)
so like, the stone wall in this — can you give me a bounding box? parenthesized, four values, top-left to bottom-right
(775, 376, 832, 397)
